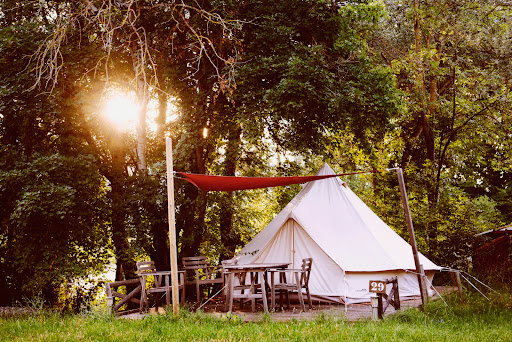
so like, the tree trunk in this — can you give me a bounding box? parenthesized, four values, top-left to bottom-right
(176, 134, 206, 259)
(150, 220, 171, 271)
(109, 148, 137, 282)
(136, 95, 148, 171)
(194, 142, 207, 255)
(219, 122, 242, 260)
(131, 43, 148, 171)
(178, 182, 202, 259)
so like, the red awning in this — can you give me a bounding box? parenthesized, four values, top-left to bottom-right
(176, 171, 376, 191)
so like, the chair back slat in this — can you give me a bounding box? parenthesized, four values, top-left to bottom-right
(182, 256, 208, 269)
(181, 255, 223, 301)
(300, 258, 313, 287)
(137, 261, 157, 276)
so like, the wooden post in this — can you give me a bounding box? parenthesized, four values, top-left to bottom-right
(454, 270, 465, 303)
(393, 279, 400, 310)
(396, 168, 428, 306)
(419, 264, 429, 304)
(377, 293, 384, 319)
(371, 295, 379, 321)
(166, 138, 180, 315)
(105, 283, 113, 315)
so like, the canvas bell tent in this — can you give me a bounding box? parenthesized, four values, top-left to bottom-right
(235, 163, 441, 304)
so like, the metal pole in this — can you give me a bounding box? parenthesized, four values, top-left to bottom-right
(166, 138, 180, 315)
(396, 168, 428, 306)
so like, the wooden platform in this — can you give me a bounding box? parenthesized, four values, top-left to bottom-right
(120, 286, 455, 322)
(209, 298, 423, 322)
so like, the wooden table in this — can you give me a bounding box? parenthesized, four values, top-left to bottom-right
(224, 263, 290, 313)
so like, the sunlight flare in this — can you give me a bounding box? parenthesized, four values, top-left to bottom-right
(103, 93, 139, 130)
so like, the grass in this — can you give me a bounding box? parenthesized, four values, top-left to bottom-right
(2, 291, 512, 341)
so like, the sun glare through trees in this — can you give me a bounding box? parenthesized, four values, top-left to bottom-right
(101, 90, 178, 133)
(102, 92, 139, 131)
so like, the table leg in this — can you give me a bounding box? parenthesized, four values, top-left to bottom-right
(139, 276, 147, 313)
(165, 275, 171, 307)
(260, 271, 268, 313)
(180, 272, 186, 304)
(195, 269, 201, 301)
(295, 272, 305, 311)
(250, 272, 256, 311)
(271, 271, 275, 310)
(228, 272, 234, 312)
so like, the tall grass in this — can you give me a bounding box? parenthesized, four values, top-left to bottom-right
(1, 291, 511, 341)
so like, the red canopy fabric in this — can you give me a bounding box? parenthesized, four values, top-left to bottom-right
(176, 171, 376, 191)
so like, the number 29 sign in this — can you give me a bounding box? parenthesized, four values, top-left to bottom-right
(369, 280, 386, 293)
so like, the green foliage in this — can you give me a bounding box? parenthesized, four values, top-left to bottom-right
(0, 152, 110, 306)
(351, 0, 512, 267)
(0, 5, 115, 306)
(234, 0, 400, 153)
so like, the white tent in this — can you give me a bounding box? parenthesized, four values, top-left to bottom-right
(235, 163, 441, 303)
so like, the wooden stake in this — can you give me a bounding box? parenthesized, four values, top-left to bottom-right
(419, 264, 429, 304)
(455, 270, 465, 303)
(166, 138, 180, 315)
(396, 168, 428, 306)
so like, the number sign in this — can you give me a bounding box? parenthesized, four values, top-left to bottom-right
(369, 280, 386, 293)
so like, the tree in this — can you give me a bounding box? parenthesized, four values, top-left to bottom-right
(171, 0, 403, 260)
(366, 0, 512, 267)
(20, 0, 245, 276)
(235, 0, 400, 154)
(0, 6, 111, 305)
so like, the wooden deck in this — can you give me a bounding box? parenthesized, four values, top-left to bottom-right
(121, 286, 455, 322)
(120, 299, 420, 322)
(212, 300, 422, 322)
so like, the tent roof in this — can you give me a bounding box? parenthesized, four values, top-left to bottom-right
(238, 163, 440, 272)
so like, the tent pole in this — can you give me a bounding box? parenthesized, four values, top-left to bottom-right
(166, 138, 180, 315)
(396, 167, 428, 306)
(292, 222, 295, 269)
(343, 270, 347, 313)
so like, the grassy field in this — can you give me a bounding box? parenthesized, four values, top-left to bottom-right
(2, 292, 511, 341)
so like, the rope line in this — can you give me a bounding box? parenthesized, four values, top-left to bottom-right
(423, 275, 452, 310)
(458, 273, 490, 301)
(196, 284, 227, 311)
(441, 267, 499, 296)
(173, 168, 400, 179)
(461, 271, 500, 295)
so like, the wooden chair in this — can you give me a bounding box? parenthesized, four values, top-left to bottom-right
(221, 258, 258, 311)
(136, 261, 185, 313)
(270, 258, 313, 311)
(182, 256, 223, 301)
(221, 258, 237, 305)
